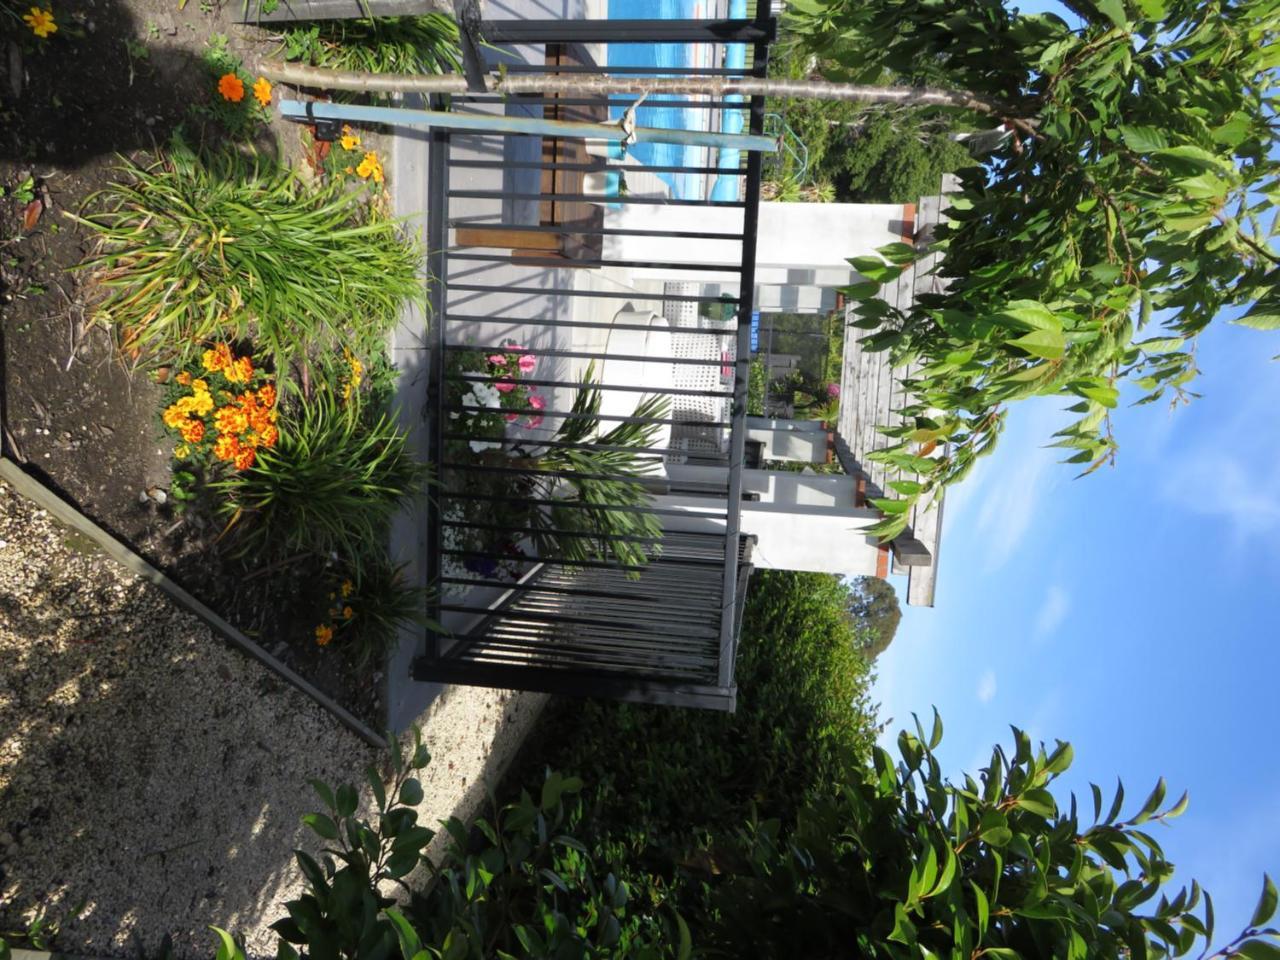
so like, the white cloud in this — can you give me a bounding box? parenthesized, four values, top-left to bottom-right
(976, 668, 997, 704)
(945, 400, 1072, 573)
(1033, 585, 1070, 643)
(1159, 451, 1280, 549)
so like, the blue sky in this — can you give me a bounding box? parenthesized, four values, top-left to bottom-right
(870, 0, 1279, 937)
(874, 316, 1280, 936)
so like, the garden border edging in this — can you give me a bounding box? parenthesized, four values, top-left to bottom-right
(0, 456, 387, 749)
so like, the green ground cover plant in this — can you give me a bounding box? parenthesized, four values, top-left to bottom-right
(279, 14, 462, 78)
(74, 136, 421, 368)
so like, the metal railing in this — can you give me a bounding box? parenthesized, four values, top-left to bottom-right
(412, 12, 773, 710)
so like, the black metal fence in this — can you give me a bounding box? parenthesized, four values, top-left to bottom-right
(411, 13, 774, 710)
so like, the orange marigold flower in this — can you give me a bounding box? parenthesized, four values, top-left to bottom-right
(257, 384, 276, 408)
(176, 371, 192, 386)
(218, 73, 245, 103)
(253, 76, 272, 107)
(233, 446, 256, 470)
(213, 433, 240, 462)
(202, 343, 232, 373)
(342, 606, 354, 619)
(259, 424, 279, 447)
(314, 623, 333, 646)
(214, 406, 250, 436)
(225, 356, 254, 384)
(341, 579, 354, 598)
(180, 419, 205, 444)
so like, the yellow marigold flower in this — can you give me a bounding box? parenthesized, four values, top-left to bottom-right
(314, 623, 333, 646)
(176, 371, 192, 387)
(356, 151, 384, 184)
(218, 73, 245, 103)
(23, 7, 56, 38)
(174, 396, 199, 415)
(192, 378, 209, 393)
(253, 76, 272, 107)
(162, 404, 188, 428)
(259, 424, 279, 448)
(174, 443, 190, 458)
(341, 579, 354, 598)
(342, 606, 354, 619)
(191, 392, 215, 416)
(340, 125, 361, 151)
(257, 384, 276, 408)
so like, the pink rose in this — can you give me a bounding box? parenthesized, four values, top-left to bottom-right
(487, 353, 507, 366)
(826, 383, 841, 397)
(528, 394, 545, 411)
(495, 377, 515, 393)
(518, 353, 537, 373)
(505, 411, 518, 422)
(505, 342, 524, 352)
(528, 415, 544, 429)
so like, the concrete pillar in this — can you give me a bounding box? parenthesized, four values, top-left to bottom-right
(745, 417, 828, 463)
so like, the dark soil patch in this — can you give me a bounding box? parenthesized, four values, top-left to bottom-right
(0, 1, 385, 726)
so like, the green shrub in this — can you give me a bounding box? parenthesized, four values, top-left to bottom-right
(214, 384, 425, 574)
(75, 136, 422, 367)
(235, 728, 674, 960)
(279, 14, 461, 78)
(507, 571, 878, 860)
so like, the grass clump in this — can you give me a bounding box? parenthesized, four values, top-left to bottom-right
(214, 382, 425, 574)
(279, 14, 461, 77)
(75, 136, 421, 367)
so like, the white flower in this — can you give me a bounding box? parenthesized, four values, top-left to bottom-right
(470, 439, 500, 454)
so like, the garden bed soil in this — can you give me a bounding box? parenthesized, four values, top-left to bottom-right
(1, 0, 390, 726)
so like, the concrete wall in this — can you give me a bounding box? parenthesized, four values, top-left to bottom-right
(603, 202, 905, 286)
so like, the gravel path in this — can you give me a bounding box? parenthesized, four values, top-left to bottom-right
(0, 478, 545, 958)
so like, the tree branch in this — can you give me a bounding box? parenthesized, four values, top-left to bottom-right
(257, 59, 1024, 118)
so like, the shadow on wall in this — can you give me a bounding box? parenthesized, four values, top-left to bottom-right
(0, 484, 543, 959)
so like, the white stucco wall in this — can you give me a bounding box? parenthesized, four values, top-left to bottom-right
(603, 202, 905, 285)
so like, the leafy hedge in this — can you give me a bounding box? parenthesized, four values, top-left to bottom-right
(505, 570, 878, 861)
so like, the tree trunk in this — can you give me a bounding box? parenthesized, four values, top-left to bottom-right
(257, 59, 1020, 119)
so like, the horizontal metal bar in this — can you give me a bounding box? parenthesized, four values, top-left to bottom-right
(281, 100, 777, 153)
(480, 18, 775, 44)
(447, 189, 747, 208)
(437, 493, 727, 520)
(440, 604, 718, 639)
(502, 64, 753, 77)
(442, 548, 720, 574)
(450, 221, 747, 242)
(454, 96, 752, 110)
(449, 372, 734, 398)
(445, 283, 740, 304)
(440, 576, 722, 603)
(444, 314, 736, 337)
(442, 519, 664, 544)
(456, 637, 719, 670)
(449, 159, 746, 176)
(445, 251, 745, 273)
(443, 343, 733, 368)
(441, 403, 730, 429)
(440, 431, 725, 459)
(440, 460, 663, 485)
